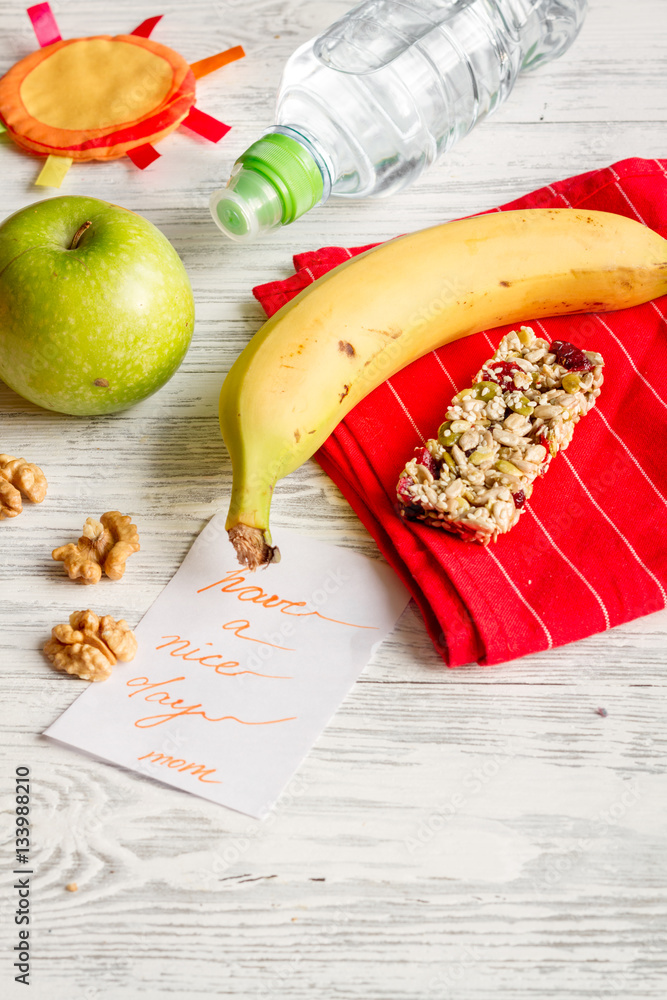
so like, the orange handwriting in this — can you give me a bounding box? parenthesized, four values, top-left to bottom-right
(137, 750, 222, 784)
(221, 619, 295, 650)
(127, 675, 298, 728)
(155, 635, 292, 678)
(197, 569, 377, 630)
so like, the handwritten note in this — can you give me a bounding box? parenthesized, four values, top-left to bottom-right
(44, 517, 410, 817)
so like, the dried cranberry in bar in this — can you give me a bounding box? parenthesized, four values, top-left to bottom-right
(550, 340, 594, 371)
(397, 475, 414, 504)
(395, 326, 604, 544)
(481, 360, 527, 392)
(413, 446, 437, 476)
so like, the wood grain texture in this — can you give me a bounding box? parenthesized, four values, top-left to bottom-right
(1, 1, 666, 998)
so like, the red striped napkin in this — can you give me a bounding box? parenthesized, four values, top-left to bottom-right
(253, 158, 667, 666)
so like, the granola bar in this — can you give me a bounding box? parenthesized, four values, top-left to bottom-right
(396, 327, 604, 544)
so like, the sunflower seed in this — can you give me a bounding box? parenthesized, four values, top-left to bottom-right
(493, 428, 521, 447)
(445, 478, 465, 498)
(533, 404, 562, 419)
(458, 429, 480, 452)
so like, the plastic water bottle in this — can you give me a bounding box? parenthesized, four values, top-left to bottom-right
(210, 0, 588, 241)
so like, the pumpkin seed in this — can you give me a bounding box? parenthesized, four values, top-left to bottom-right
(469, 449, 494, 466)
(562, 373, 581, 393)
(495, 459, 523, 476)
(438, 421, 460, 448)
(472, 380, 500, 402)
(508, 395, 534, 417)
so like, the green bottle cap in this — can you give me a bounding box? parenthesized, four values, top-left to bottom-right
(238, 132, 324, 225)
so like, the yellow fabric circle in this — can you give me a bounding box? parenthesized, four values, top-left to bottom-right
(19, 37, 174, 131)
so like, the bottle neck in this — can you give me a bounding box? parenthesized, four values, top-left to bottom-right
(266, 126, 333, 204)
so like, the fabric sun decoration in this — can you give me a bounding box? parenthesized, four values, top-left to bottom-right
(0, 4, 244, 186)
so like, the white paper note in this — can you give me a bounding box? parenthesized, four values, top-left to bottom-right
(44, 517, 410, 817)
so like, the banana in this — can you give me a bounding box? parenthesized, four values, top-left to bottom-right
(220, 208, 667, 568)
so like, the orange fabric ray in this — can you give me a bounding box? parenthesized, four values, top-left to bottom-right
(190, 45, 245, 80)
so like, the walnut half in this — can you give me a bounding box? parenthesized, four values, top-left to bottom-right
(100, 512, 140, 581)
(43, 610, 138, 681)
(0, 454, 47, 519)
(52, 511, 140, 584)
(0, 480, 22, 520)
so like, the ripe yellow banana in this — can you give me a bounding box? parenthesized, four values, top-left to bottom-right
(220, 208, 667, 568)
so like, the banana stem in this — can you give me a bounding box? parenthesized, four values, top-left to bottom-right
(228, 523, 280, 571)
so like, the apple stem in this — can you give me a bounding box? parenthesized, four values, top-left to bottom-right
(69, 221, 92, 250)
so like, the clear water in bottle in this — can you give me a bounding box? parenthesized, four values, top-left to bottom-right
(210, 0, 588, 241)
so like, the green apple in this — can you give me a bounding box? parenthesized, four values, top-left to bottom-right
(0, 195, 195, 415)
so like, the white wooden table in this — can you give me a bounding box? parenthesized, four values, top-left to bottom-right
(1, 2, 666, 998)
